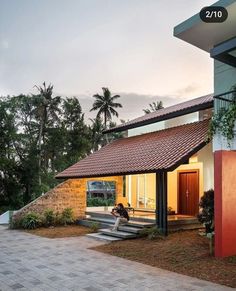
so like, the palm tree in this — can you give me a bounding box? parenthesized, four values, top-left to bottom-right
(89, 117, 105, 152)
(90, 87, 122, 129)
(33, 82, 61, 186)
(143, 101, 163, 114)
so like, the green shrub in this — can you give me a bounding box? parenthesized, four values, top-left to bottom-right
(139, 226, 165, 240)
(43, 209, 55, 227)
(197, 189, 214, 234)
(87, 197, 115, 207)
(60, 208, 74, 225)
(21, 212, 42, 229)
(90, 221, 100, 232)
(198, 189, 214, 255)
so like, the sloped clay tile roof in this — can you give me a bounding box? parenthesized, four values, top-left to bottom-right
(56, 119, 209, 179)
(104, 94, 213, 133)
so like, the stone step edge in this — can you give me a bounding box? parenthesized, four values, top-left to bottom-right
(86, 233, 122, 241)
(99, 228, 137, 239)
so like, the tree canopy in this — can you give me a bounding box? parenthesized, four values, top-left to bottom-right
(90, 87, 122, 128)
(143, 101, 164, 114)
(0, 84, 124, 213)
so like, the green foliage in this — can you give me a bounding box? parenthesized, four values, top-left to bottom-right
(43, 209, 55, 226)
(90, 221, 100, 232)
(208, 86, 236, 144)
(208, 105, 236, 144)
(21, 212, 42, 229)
(143, 101, 164, 114)
(90, 87, 122, 128)
(197, 189, 214, 234)
(0, 83, 123, 212)
(60, 208, 74, 225)
(87, 197, 115, 207)
(139, 226, 165, 240)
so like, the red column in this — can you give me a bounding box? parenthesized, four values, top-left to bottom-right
(214, 150, 236, 257)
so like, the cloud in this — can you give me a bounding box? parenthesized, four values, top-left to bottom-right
(70, 92, 189, 123)
(1, 40, 9, 49)
(175, 84, 199, 97)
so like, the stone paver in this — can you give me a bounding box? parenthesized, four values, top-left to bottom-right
(0, 226, 230, 291)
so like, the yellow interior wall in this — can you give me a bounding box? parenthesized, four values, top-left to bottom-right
(126, 173, 156, 208)
(125, 144, 213, 212)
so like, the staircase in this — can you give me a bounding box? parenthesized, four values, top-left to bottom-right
(78, 211, 203, 241)
(79, 212, 154, 241)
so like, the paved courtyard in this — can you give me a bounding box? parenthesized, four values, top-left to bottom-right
(0, 226, 231, 291)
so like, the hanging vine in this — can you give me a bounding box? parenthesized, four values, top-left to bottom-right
(208, 86, 236, 145)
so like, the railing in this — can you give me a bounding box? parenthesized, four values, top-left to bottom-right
(214, 90, 236, 114)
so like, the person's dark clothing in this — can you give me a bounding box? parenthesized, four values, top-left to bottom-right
(117, 208, 129, 221)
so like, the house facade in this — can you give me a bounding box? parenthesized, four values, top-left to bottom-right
(56, 95, 214, 236)
(15, 0, 236, 258)
(174, 0, 236, 257)
(122, 97, 214, 216)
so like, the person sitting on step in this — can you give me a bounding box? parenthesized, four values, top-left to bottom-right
(111, 203, 129, 231)
(111, 204, 118, 217)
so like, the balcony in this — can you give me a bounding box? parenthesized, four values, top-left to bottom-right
(214, 90, 236, 114)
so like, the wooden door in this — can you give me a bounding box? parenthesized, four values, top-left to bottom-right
(178, 171, 199, 216)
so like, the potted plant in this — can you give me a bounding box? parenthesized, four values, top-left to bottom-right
(167, 206, 175, 215)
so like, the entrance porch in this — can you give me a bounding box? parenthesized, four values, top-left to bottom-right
(56, 120, 213, 236)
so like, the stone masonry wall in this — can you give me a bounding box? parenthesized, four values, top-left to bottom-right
(14, 176, 125, 219)
(14, 179, 87, 220)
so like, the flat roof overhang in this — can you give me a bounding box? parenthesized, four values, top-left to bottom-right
(103, 100, 213, 134)
(56, 119, 209, 179)
(104, 94, 213, 134)
(174, 0, 236, 53)
(210, 36, 236, 67)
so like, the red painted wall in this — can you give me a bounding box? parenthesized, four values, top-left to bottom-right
(214, 150, 236, 257)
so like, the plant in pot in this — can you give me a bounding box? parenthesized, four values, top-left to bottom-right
(167, 206, 175, 215)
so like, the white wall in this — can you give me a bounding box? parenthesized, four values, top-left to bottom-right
(164, 112, 198, 129)
(128, 110, 210, 137)
(128, 121, 165, 137)
(0, 211, 16, 225)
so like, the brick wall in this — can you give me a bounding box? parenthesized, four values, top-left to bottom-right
(14, 176, 126, 219)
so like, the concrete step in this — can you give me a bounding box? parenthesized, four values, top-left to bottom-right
(86, 217, 115, 225)
(86, 233, 122, 241)
(126, 220, 155, 228)
(86, 211, 155, 223)
(118, 225, 142, 234)
(86, 216, 154, 228)
(99, 228, 137, 239)
(169, 223, 203, 231)
(168, 218, 200, 226)
(77, 219, 111, 229)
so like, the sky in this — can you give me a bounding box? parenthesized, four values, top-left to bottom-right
(0, 0, 215, 122)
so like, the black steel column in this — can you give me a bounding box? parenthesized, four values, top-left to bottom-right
(156, 172, 168, 236)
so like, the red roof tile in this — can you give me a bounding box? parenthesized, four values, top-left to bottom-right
(56, 119, 210, 179)
(104, 94, 213, 133)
